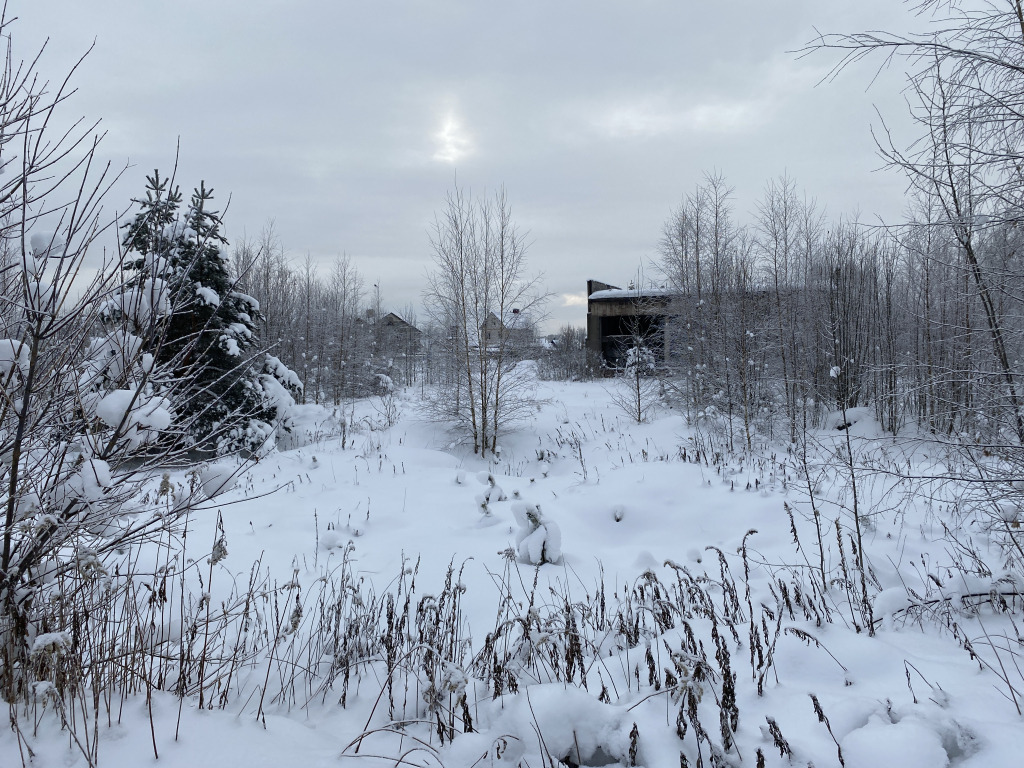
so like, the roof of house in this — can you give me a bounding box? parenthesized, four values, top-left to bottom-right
(588, 287, 675, 301)
(481, 310, 535, 329)
(380, 312, 421, 333)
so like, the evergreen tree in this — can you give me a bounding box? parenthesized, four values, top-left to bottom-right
(120, 171, 281, 453)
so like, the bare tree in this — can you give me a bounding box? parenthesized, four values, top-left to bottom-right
(231, 229, 383, 406)
(538, 324, 590, 381)
(806, 0, 1024, 640)
(821, 221, 878, 412)
(326, 253, 367, 402)
(756, 174, 803, 442)
(658, 173, 735, 418)
(392, 302, 423, 386)
(423, 187, 546, 457)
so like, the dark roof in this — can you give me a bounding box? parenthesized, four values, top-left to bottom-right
(380, 312, 421, 333)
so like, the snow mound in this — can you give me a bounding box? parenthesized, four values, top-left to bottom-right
(823, 407, 873, 431)
(841, 716, 949, 768)
(447, 684, 637, 767)
(198, 464, 237, 500)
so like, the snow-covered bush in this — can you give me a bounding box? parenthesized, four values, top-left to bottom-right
(368, 372, 401, 429)
(511, 501, 562, 564)
(94, 388, 174, 448)
(475, 472, 507, 515)
(625, 343, 656, 377)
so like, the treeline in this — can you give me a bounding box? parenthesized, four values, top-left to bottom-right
(653, 173, 1024, 448)
(228, 225, 428, 403)
(227, 222, 596, 405)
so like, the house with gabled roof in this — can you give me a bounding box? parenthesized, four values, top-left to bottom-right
(481, 308, 536, 350)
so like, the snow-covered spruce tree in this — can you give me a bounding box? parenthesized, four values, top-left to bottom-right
(119, 173, 295, 453)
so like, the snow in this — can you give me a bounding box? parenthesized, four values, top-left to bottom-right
(195, 283, 220, 307)
(48, 458, 112, 513)
(842, 715, 949, 768)
(95, 389, 172, 432)
(79, 332, 144, 389)
(230, 290, 260, 311)
(0, 338, 28, 382)
(94, 389, 140, 427)
(27, 232, 64, 279)
(511, 500, 562, 564)
(29, 231, 57, 257)
(5, 378, 1024, 768)
(94, 388, 173, 446)
(872, 587, 913, 625)
(26, 278, 54, 311)
(198, 463, 237, 499)
(30, 631, 72, 656)
(589, 287, 675, 300)
(264, 354, 303, 393)
(258, 372, 294, 413)
(220, 335, 240, 356)
(227, 321, 252, 340)
(823, 405, 872, 430)
(104, 277, 171, 325)
(444, 683, 636, 766)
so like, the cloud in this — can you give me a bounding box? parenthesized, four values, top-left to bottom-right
(583, 56, 830, 142)
(561, 292, 588, 307)
(594, 96, 764, 139)
(26, 0, 916, 338)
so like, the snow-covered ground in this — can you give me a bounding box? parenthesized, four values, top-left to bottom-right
(4, 379, 1023, 767)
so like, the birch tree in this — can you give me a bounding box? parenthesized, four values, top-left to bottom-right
(423, 187, 545, 457)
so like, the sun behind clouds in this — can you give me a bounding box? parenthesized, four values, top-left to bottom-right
(433, 112, 473, 163)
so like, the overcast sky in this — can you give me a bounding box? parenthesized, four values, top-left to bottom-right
(19, 1, 924, 331)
